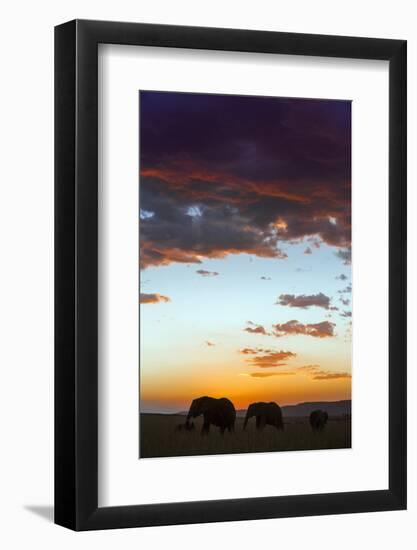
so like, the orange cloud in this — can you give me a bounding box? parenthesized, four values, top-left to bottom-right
(239, 347, 273, 355)
(296, 365, 351, 381)
(312, 371, 352, 381)
(297, 364, 321, 373)
(141, 241, 287, 269)
(272, 320, 335, 338)
(140, 292, 171, 304)
(140, 167, 311, 205)
(248, 371, 296, 378)
(245, 349, 296, 368)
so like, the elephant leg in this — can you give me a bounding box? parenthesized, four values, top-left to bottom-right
(228, 424, 234, 433)
(220, 426, 226, 436)
(256, 416, 261, 430)
(258, 417, 266, 431)
(201, 420, 210, 436)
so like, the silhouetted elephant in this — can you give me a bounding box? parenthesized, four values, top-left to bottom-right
(175, 421, 195, 433)
(186, 396, 236, 435)
(309, 410, 328, 431)
(243, 402, 284, 431)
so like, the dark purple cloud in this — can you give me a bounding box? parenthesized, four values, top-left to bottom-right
(272, 320, 336, 338)
(277, 292, 331, 310)
(196, 269, 219, 277)
(140, 92, 351, 268)
(340, 310, 352, 318)
(243, 321, 271, 336)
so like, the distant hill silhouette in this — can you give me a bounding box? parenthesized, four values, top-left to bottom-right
(280, 400, 351, 417)
(174, 400, 351, 418)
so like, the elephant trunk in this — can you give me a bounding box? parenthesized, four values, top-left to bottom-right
(186, 409, 193, 427)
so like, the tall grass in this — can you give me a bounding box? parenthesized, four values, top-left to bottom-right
(140, 414, 351, 458)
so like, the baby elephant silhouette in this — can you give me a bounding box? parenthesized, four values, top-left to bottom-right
(309, 410, 328, 431)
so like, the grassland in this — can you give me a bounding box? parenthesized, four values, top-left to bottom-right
(140, 414, 351, 459)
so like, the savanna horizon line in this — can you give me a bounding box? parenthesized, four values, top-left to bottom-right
(140, 398, 352, 416)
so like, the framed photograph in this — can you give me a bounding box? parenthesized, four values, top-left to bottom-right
(55, 19, 407, 530)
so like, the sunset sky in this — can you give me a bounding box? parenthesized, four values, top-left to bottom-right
(139, 91, 352, 413)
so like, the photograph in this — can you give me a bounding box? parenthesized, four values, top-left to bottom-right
(139, 91, 352, 459)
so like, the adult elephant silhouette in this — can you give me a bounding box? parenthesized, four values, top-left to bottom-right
(309, 409, 328, 431)
(186, 396, 236, 435)
(243, 401, 284, 431)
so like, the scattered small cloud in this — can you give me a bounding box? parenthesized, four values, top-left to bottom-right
(335, 247, 351, 265)
(344, 321, 352, 342)
(296, 267, 312, 273)
(329, 306, 339, 311)
(196, 269, 219, 277)
(276, 292, 330, 310)
(248, 371, 296, 378)
(340, 310, 352, 318)
(297, 365, 351, 381)
(205, 341, 215, 347)
(312, 371, 352, 381)
(239, 347, 258, 355)
(140, 293, 171, 304)
(340, 297, 350, 306)
(297, 365, 321, 373)
(187, 205, 203, 217)
(338, 285, 352, 296)
(336, 273, 348, 281)
(140, 209, 154, 220)
(304, 246, 312, 255)
(272, 320, 335, 338)
(244, 321, 271, 336)
(260, 276, 272, 280)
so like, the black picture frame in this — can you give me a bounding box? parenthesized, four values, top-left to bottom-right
(55, 19, 407, 531)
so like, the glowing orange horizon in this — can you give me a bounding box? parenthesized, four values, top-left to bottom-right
(140, 370, 351, 411)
